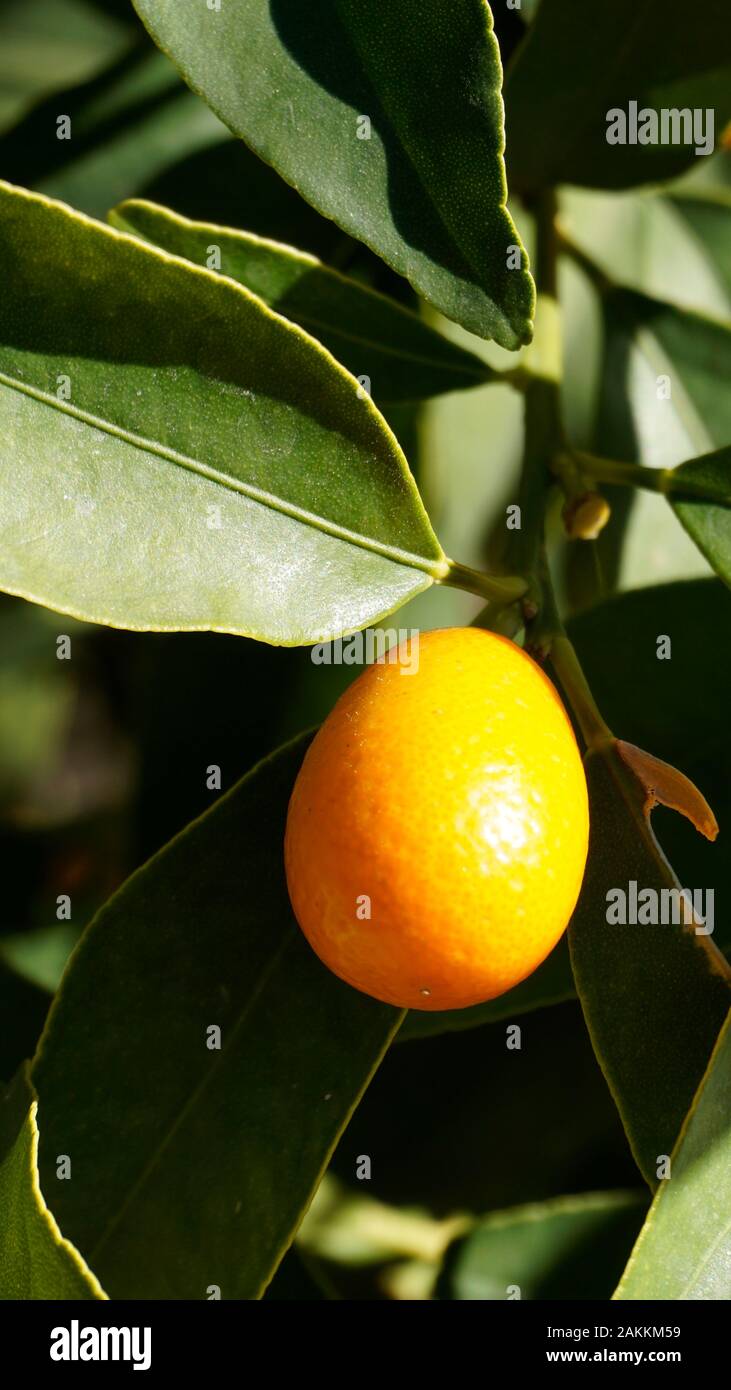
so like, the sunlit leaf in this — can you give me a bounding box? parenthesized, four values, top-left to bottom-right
(437, 1190, 646, 1300)
(0, 1065, 105, 1298)
(615, 1010, 731, 1299)
(110, 198, 493, 403)
(132, 0, 534, 347)
(0, 181, 444, 643)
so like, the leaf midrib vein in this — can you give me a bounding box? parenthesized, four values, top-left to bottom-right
(0, 369, 444, 576)
(88, 925, 298, 1264)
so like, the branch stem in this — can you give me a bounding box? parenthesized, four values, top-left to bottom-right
(510, 194, 614, 753)
(548, 631, 614, 751)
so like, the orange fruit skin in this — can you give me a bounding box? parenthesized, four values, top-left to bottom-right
(284, 628, 589, 1011)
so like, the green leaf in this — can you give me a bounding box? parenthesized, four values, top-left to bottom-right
(567, 286, 731, 602)
(567, 742, 731, 1189)
(132, 0, 534, 348)
(505, 0, 731, 192)
(32, 735, 401, 1299)
(669, 191, 731, 303)
(138, 136, 362, 262)
(436, 1191, 647, 1300)
(0, 0, 133, 136)
(601, 291, 731, 588)
(0, 180, 445, 643)
(615, 1010, 731, 1299)
(110, 199, 493, 404)
(672, 447, 731, 588)
(599, 289, 731, 464)
(572, 579, 731, 762)
(0, 1065, 105, 1298)
(573, 579, 731, 968)
(559, 188, 731, 321)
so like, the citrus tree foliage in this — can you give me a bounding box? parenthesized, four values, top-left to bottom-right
(1, 0, 730, 1303)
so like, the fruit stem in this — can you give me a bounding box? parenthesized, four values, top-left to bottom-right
(502, 377, 558, 620)
(547, 631, 614, 752)
(525, 547, 614, 752)
(502, 191, 567, 617)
